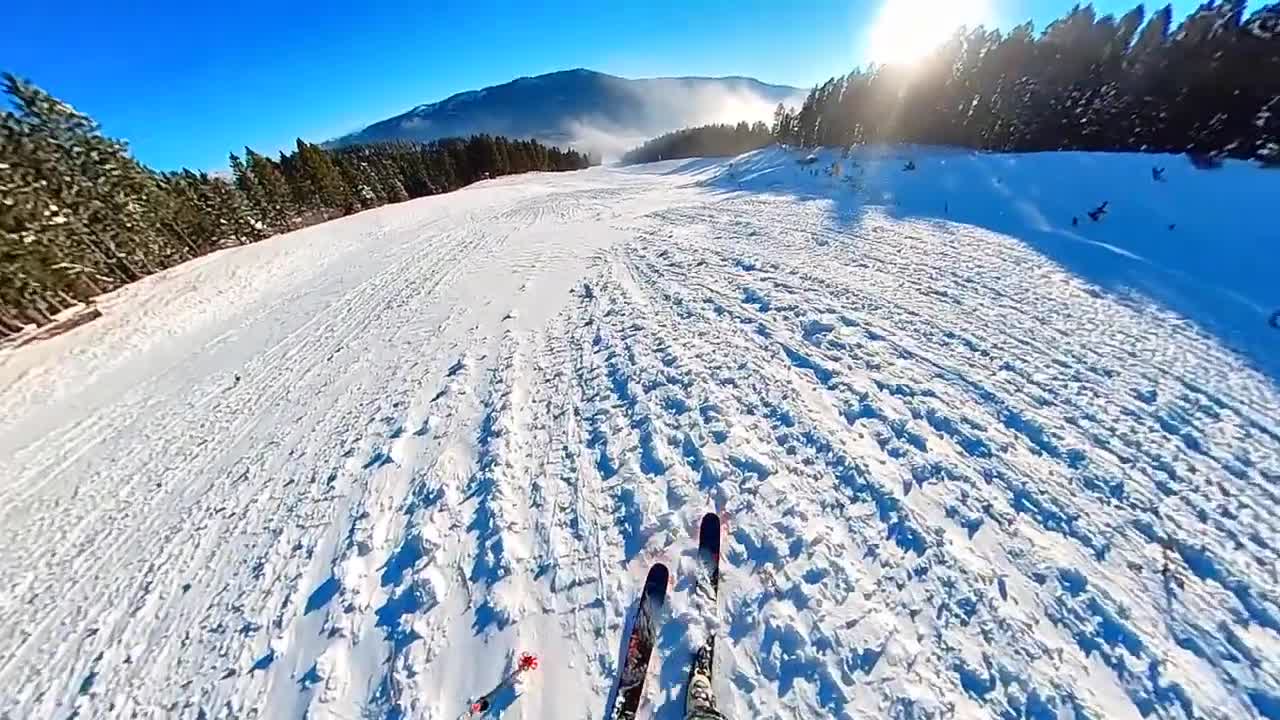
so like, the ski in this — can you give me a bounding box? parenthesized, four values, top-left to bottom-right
(608, 562, 670, 720)
(685, 512, 723, 718)
(694, 512, 723, 650)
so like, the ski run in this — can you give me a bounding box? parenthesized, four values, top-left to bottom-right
(1, 146, 1278, 720)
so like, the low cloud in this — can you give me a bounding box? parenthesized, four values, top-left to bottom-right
(562, 80, 805, 161)
(562, 121, 653, 161)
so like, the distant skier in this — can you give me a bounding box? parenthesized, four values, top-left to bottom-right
(1087, 201, 1109, 222)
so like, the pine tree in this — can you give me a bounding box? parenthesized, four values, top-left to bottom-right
(244, 148, 296, 232)
(2, 73, 164, 288)
(229, 151, 270, 231)
(334, 152, 376, 212)
(294, 138, 349, 214)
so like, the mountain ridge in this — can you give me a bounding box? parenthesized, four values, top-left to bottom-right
(330, 68, 804, 158)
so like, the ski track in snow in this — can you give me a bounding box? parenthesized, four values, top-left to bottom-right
(0, 150, 1277, 720)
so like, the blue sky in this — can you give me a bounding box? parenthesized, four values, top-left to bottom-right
(4, 0, 1201, 171)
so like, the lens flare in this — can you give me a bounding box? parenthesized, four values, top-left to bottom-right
(867, 0, 993, 66)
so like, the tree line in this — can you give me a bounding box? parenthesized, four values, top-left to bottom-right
(773, 2, 1279, 162)
(621, 121, 774, 164)
(0, 74, 592, 337)
(620, 3, 1279, 166)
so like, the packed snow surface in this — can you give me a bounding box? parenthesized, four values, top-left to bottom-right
(1, 147, 1278, 720)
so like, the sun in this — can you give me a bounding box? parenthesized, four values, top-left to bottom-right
(867, 0, 992, 67)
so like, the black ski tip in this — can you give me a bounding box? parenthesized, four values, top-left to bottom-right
(699, 513, 721, 555)
(643, 563, 670, 599)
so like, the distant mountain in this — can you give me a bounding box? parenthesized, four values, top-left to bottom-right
(330, 69, 804, 159)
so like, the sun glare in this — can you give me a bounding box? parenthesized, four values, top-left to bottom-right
(867, 0, 991, 67)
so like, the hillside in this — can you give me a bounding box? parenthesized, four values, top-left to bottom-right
(330, 69, 803, 159)
(0, 147, 1277, 720)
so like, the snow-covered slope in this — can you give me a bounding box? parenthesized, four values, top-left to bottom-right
(1, 147, 1277, 720)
